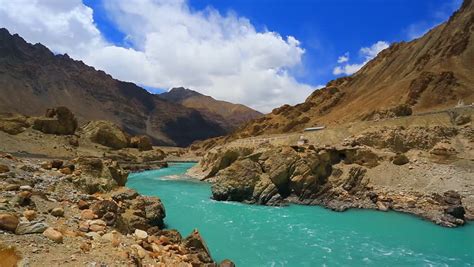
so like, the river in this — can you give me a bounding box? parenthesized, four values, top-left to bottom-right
(127, 162, 474, 266)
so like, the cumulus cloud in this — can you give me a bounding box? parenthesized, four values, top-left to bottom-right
(0, 0, 316, 112)
(333, 41, 389, 76)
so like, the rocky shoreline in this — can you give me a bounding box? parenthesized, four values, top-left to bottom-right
(188, 123, 473, 228)
(0, 152, 233, 266)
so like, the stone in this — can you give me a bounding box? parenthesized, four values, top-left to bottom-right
(130, 135, 153, 151)
(91, 200, 118, 218)
(32, 107, 78, 135)
(134, 229, 148, 240)
(0, 213, 19, 232)
(131, 244, 147, 259)
(77, 199, 89, 210)
(17, 191, 32, 206)
(85, 232, 101, 240)
(60, 167, 72, 175)
(23, 210, 36, 221)
(5, 184, 20, 191)
(43, 227, 63, 243)
(80, 209, 97, 220)
(51, 160, 64, 169)
(78, 221, 90, 232)
(376, 201, 389, 211)
(89, 219, 106, 232)
(15, 221, 49, 234)
(0, 164, 10, 173)
(446, 206, 465, 219)
(50, 207, 64, 217)
(82, 120, 130, 149)
(219, 259, 236, 267)
(19, 185, 33, 191)
(392, 154, 409, 165)
(111, 188, 139, 202)
(0, 113, 30, 135)
(454, 114, 471, 125)
(40, 162, 52, 170)
(182, 229, 212, 261)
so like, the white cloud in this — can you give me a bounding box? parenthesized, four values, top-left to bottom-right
(0, 0, 316, 112)
(337, 52, 349, 63)
(333, 41, 389, 76)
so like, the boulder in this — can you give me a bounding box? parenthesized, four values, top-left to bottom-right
(82, 120, 129, 149)
(15, 221, 48, 234)
(90, 200, 118, 218)
(116, 196, 166, 233)
(182, 229, 212, 263)
(32, 107, 78, 135)
(73, 157, 129, 194)
(130, 135, 153, 151)
(392, 153, 409, 165)
(43, 227, 63, 243)
(445, 206, 465, 219)
(0, 113, 31, 135)
(0, 213, 19, 232)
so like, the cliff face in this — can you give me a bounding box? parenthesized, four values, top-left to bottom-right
(235, 0, 474, 138)
(0, 28, 226, 146)
(161, 87, 262, 132)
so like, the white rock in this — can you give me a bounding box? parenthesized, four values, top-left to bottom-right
(134, 229, 148, 240)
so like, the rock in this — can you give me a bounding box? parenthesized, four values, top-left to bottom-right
(90, 200, 118, 218)
(102, 212, 116, 226)
(89, 219, 106, 232)
(77, 200, 89, 210)
(130, 135, 153, 151)
(0, 113, 30, 135)
(134, 229, 148, 240)
(111, 188, 139, 202)
(78, 221, 90, 232)
(23, 210, 36, 221)
(50, 207, 64, 217)
(16, 191, 32, 206)
(376, 201, 389, 211)
(445, 206, 465, 219)
(182, 229, 212, 262)
(73, 157, 128, 194)
(15, 221, 49, 234)
(32, 106, 78, 135)
(19, 185, 32, 191)
(80, 209, 97, 220)
(430, 143, 457, 157)
(0, 164, 10, 173)
(40, 162, 52, 170)
(60, 167, 72, 175)
(82, 120, 130, 149)
(85, 232, 101, 240)
(219, 259, 236, 267)
(68, 135, 79, 147)
(131, 244, 147, 259)
(0, 213, 19, 232)
(5, 184, 20, 191)
(454, 114, 470, 125)
(392, 154, 409, 165)
(43, 227, 63, 243)
(51, 160, 63, 169)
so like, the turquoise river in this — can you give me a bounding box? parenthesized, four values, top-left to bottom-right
(127, 162, 474, 266)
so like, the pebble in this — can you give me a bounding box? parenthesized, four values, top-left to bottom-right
(134, 229, 148, 240)
(51, 207, 64, 217)
(81, 209, 96, 220)
(23, 210, 37, 221)
(19, 185, 33, 191)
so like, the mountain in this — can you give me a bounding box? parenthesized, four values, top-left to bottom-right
(0, 28, 227, 147)
(160, 87, 262, 132)
(234, 0, 474, 138)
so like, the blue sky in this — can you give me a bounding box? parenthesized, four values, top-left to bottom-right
(0, 0, 462, 112)
(84, 0, 461, 87)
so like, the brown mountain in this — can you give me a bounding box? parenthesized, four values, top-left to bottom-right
(0, 28, 227, 146)
(161, 87, 262, 132)
(235, 0, 474, 138)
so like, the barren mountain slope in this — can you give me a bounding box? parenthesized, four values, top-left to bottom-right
(235, 0, 474, 138)
(161, 87, 262, 131)
(0, 28, 225, 146)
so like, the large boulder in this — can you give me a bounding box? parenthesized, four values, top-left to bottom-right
(0, 113, 31, 135)
(82, 120, 130, 149)
(72, 157, 129, 194)
(32, 106, 78, 135)
(116, 195, 166, 233)
(182, 229, 213, 264)
(130, 135, 153, 151)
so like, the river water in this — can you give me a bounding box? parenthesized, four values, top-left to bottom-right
(127, 162, 474, 266)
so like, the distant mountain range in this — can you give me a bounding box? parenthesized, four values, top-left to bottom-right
(161, 87, 262, 132)
(234, 0, 474, 138)
(0, 28, 259, 146)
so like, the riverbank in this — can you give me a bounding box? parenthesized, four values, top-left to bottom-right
(0, 153, 231, 266)
(188, 121, 473, 227)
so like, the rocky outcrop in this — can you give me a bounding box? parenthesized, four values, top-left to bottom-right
(32, 107, 78, 135)
(130, 135, 153, 151)
(72, 157, 129, 194)
(197, 142, 470, 227)
(81, 120, 130, 149)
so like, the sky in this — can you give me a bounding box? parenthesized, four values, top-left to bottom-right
(0, 0, 462, 112)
